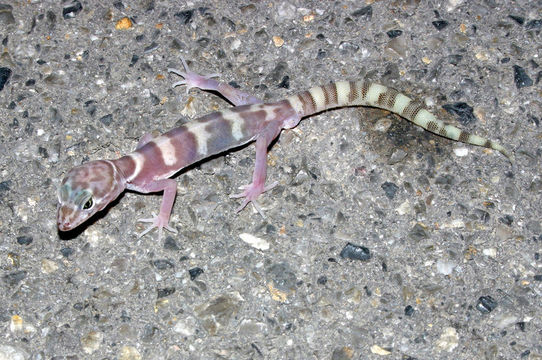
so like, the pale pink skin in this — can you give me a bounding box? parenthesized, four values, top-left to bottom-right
(57, 58, 299, 239)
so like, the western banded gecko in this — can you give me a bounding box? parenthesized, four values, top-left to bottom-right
(57, 57, 512, 239)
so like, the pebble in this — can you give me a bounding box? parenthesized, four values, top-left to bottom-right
(482, 248, 497, 258)
(80, 330, 103, 354)
(157, 287, 175, 298)
(41, 258, 59, 274)
(119, 346, 141, 360)
(0, 4, 15, 27)
(173, 316, 197, 336)
(16, 235, 33, 245)
(331, 346, 354, 360)
(370, 345, 391, 355)
(0, 67, 11, 91)
(188, 267, 204, 280)
(508, 15, 524, 25)
(513, 65, 533, 88)
(388, 149, 408, 165)
(435, 327, 459, 352)
(174, 10, 194, 25)
(340, 243, 371, 261)
(266, 262, 297, 291)
(404, 305, 415, 316)
(525, 19, 542, 30)
(442, 102, 476, 125)
(115, 17, 133, 30)
(351, 6, 372, 20)
(493, 313, 518, 329)
(432, 20, 449, 30)
(476, 295, 498, 314)
(151, 259, 175, 270)
(195, 292, 244, 335)
(62, 0, 83, 19)
(386, 29, 403, 38)
(381, 181, 399, 199)
(239, 232, 269, 250)
(409, 223, 429, 241)
(436, 259, 457, 275)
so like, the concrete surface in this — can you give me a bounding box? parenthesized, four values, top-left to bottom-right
(0, 0, 541, 359)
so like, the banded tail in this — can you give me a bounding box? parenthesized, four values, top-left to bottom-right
(286, 81, 512, 161)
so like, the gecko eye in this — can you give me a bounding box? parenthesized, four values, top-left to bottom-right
(83, 197, 94, 210)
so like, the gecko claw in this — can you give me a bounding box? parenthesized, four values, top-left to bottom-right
(168, 56, 220, 94)
(229, 181, 278, 218)
(137, 213, 177, 239)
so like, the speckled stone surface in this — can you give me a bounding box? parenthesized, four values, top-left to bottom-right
(1, 1, 541, 359)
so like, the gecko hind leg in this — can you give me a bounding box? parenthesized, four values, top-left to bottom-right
(168, 55, 262, 106)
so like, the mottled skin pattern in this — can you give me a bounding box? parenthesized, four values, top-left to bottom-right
(57, 57, 512, 239)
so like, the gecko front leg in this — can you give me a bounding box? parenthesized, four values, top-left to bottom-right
(127, 179, 178, 239)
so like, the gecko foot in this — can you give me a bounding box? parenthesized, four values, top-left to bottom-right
(137, 212, 177, 240)
(230, 181, 278, 217)
(168, 56, 219, 93)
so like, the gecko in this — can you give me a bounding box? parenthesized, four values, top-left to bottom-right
(57, 57, 512, 239)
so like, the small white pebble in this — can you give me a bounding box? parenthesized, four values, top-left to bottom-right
(453, 147, 469, 157)
(482, 248, 497, 258)
(239, 233, 269, 250)
(436, 259, 457, 275)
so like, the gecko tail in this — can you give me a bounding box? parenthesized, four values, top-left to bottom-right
(286, 81, 513, 162)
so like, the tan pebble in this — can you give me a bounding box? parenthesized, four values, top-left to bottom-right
(272, 36, 284, 47)
(115, 17, 133, 30)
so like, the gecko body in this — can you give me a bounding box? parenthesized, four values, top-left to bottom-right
(57, 58, 511, 238)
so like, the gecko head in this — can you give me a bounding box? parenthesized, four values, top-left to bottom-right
(57, 160, 126, 232)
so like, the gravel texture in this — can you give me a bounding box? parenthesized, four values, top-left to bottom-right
(1, 1, 541, 359)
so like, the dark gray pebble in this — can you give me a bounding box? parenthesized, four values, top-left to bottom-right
(317, 275, 327, 285)
(448, 54, 463, 65)
(386, 30, 403, 38)
(60, 247, 75, 257)
(432, 20, 449, 30)
(508, 15, 524, 25)
(525, 19, 542, 30)
(151, 259, 175, 270)
(174, 10, 194, 25)
(62, 0, 82, 19)
(499, 215, 513, 226)
(442, 102, 476, 125)
(351, 6, 372, 20)
(513, 65, 533, 88)
(381, 181, 399, 199)
(16, 235, 33, 245)
(189, 267, 204, 280)
(476, 295, 498, 314)
(340, 242, 371, 261)
(278, 76, 290, 89)
(404, 305, 414, 316)
(0, 67, 12, 91)
(99, 114, 113, 126)
(266, 262, 297, 291)
(157, 287, 175, 298)
(163, 236, 181, 251)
